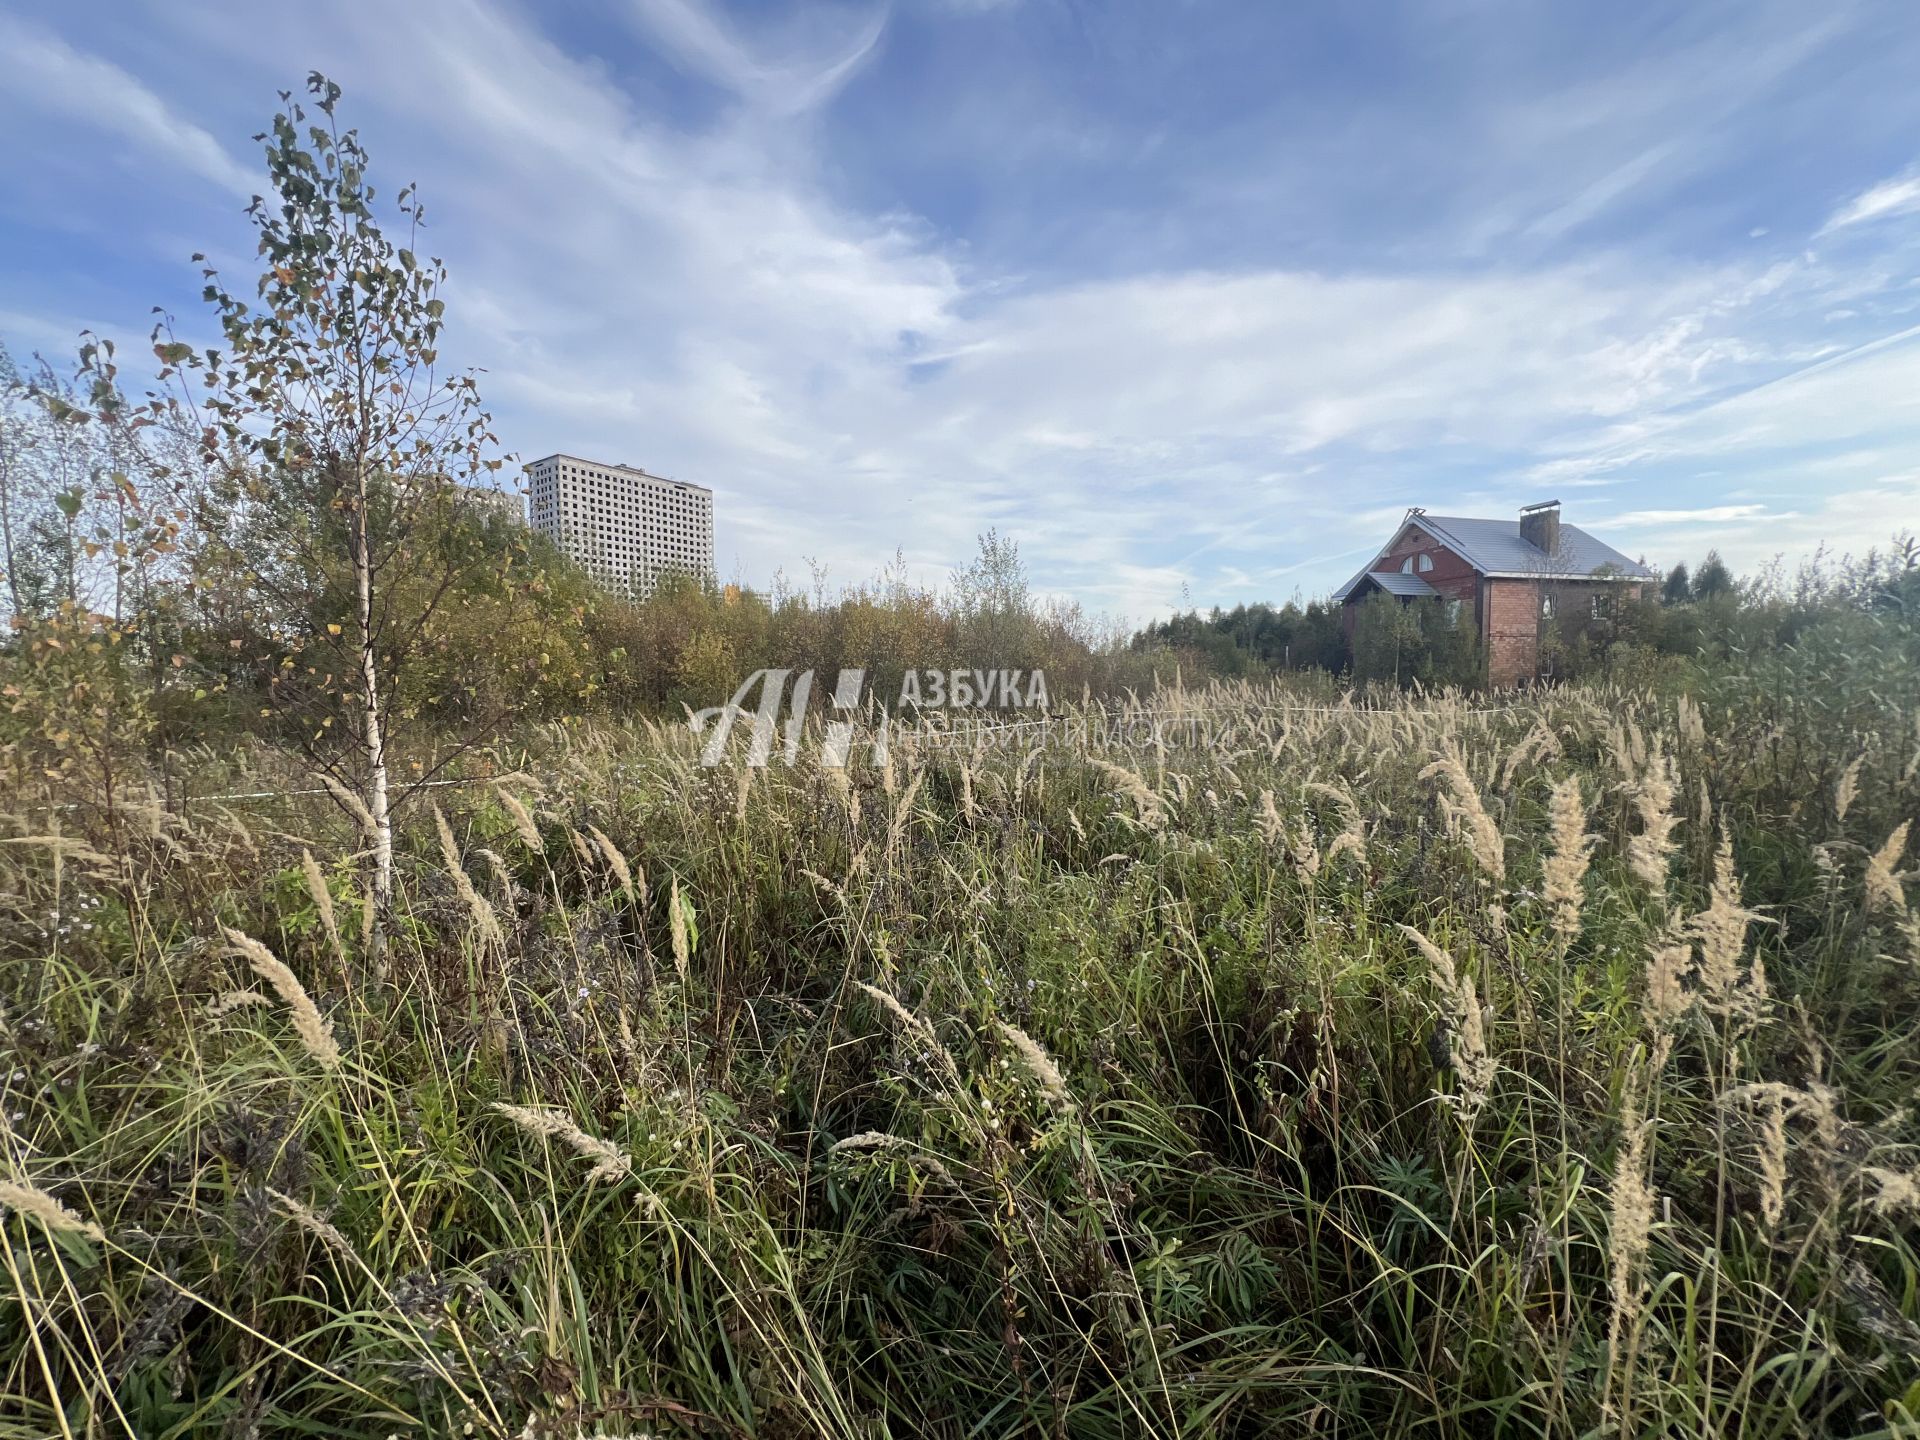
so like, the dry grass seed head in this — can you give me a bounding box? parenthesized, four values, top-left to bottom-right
(669, 879, 693, 980)
(0, 1179, 105, 1242)
(490, 1102, 631, 1184)
(1835, 753, 1864, 823)
(316, 772, 380, 850)
(1626, 745, 1681, 891)
(1255, 790, 1285, 844)
(829, 1132, 958, 1189)
(476, 846, 519, 902)
(1308, 781, 1367, 865)
(1397, 925, 1492, 1113)
(1858, 1166, 1920, 1221)
(1685, 825, 1768, 1021)
(1420, 742, 1505, 884)
(434, 807, 506, 949)
(856, 981, 962, 1084)
(1090, 757, 1166, 829)
(269, 1187, 359, 1262)
(221, 927, 341, 1069)
(1543, 776, 1593, 943)
(1865, 821, 1910, 915)
(586, 824, 636, 902)
(495, 786, 544, 852)
(299, 849, 344, 966)
(1606, 1075, 1656, 1366)
(996, 1021, 1072, 1115)
(205, 990, 272, 1018)
(1642, 935, 1695, 1034)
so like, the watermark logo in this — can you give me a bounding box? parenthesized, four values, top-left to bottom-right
(691, 668, 1048, 767)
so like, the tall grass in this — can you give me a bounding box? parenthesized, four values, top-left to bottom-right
(3, 674, 1919, 1436)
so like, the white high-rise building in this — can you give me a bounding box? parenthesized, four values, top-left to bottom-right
(524, 453, 715, 595)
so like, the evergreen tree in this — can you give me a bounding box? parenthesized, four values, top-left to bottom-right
(1661, 562, 1691, 606)
(1692, 551, 1735, 601)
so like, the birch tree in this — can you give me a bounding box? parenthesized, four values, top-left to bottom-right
(163, 74, 509, 957)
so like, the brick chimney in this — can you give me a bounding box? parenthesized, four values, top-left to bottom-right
(1520, 500, 1561, 558)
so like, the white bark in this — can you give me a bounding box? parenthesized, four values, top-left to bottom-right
(350, 479, 394, 970)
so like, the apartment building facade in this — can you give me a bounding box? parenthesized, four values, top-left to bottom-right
(524, 453, 715, 595)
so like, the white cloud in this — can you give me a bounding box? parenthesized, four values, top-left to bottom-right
(628, 0, 887, 115)
(1608, 504, 1779, 525)
(1820, 165, 1920, 234)
(1613, 474, 1920, 578)
(0, 17, 254, 198)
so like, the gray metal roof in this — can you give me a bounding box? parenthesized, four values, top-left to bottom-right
(1334, 509, 1654, 600)
(1347, 570, 1441, 599)
(1416, 514, 1654, 580)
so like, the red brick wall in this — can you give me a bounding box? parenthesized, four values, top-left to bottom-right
(1372, 523, 1480, 603)
(1484, 577, 1540, 687)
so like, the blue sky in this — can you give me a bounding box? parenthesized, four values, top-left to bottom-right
(3, 0, 1919, 618)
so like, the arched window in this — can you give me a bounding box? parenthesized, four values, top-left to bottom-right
(1418, 553, 1434, 573)
(1401, 556, 1415, 574)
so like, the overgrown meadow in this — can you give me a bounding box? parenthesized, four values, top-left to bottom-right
(5, 662, 1920, 1438)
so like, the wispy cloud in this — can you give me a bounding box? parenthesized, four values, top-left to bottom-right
(1608, 504, 1781, 526)
(1820, 164, 1920, 234)
(0, 16, 254, 198)
(628, 0, 887, 115)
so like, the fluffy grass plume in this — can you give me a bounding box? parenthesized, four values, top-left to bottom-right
(495, 784, 545, 852)
(220, 927, 342, 1069)
(1834, 753, 1864, 823)
(996, 1020, 1072, 1115)
(1090, 757, 1166, 829)
(669, 877, 692, 980)
(1864, 820, 1910, 915)
(433, 806, 506, 949)
(1605, 1075, 1656, 1405)
(269, 1188, 359, 1262)
(1398, 924, 1493, 1114)
(299, 848, 344, 967)
(204, 989, 271, 1018)
(1543, 776, 1593, 943)
(1421, 741, 1504, 884)
(1686, 827, 1767, 1020)
(0, 1179, 105, 1243)
(315, 771, 380, 849)
(490, 1102, 632, 1184)
(587, 823, 639, 903)
(1627, 745, 1681, 891)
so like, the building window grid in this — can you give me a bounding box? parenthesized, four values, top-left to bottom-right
(529, 457, 714, 596)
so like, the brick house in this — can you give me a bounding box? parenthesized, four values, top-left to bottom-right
(1333, 501, 1654, 686)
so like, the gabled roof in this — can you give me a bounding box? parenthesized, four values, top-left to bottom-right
(1416, 514, 1654, 580)
(1334, 508, 1654, 601)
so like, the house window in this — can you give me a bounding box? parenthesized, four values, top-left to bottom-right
(1401, 556, 1415, 574)
(1418, 553, 1434, 572)
(1445, 598, 1462, 624)
(1591, 593, 1612, 619)
(1541, 594, 1555, 619)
